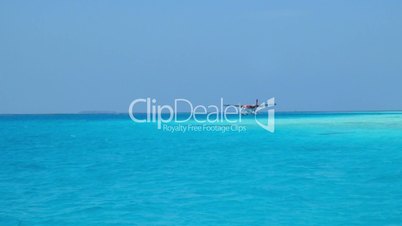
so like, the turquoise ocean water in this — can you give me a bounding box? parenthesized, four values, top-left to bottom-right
(1, 112, 402, 225)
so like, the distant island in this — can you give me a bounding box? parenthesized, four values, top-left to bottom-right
(78, 111, 119, 114)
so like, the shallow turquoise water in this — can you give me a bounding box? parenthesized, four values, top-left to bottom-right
(1, 112, 402, 225)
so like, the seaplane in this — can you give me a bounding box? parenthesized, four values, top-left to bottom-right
(224, 99, 276, 115)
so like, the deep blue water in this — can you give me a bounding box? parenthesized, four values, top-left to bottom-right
(1, 112, 402, 225)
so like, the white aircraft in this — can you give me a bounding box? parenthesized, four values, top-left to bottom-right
(224, 99, 276, 115)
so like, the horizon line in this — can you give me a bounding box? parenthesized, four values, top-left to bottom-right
(1, 109, 402, 116)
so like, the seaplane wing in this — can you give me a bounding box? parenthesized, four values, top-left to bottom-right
(255, 103, 268, 111)
(256, 100, 276, 112)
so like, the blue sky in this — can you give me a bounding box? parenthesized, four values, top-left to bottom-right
(1, 0, 402, 113)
